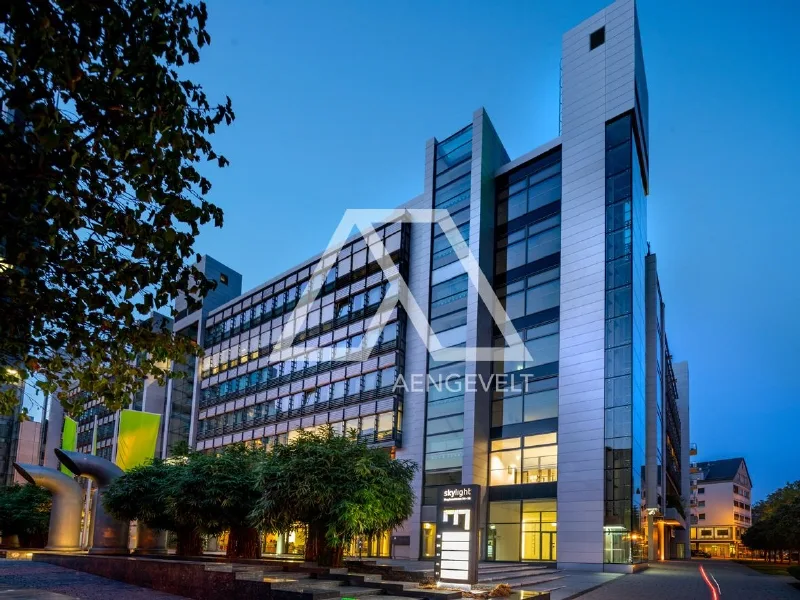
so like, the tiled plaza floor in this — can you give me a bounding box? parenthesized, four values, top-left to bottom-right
(0, 560, 189, 600)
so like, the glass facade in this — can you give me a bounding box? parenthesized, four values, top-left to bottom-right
(196, 221, 409, 453)
(603, 114, 647, 564)
(422, 126, 472, 506)
(165, 322, 198, 455)
(484, 149, 562, 562)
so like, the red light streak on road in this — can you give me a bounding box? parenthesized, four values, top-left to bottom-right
(699, 565, 720, 600)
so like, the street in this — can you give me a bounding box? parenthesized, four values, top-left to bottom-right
(576, 560, 800, 600)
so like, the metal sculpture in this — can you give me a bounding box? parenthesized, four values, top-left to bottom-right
(12, 463, 82, 552)
(54, 449, 129, 555)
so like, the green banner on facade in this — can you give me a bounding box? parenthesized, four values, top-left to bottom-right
(60, 417, 78, 475)
(115, 409, 161, 471)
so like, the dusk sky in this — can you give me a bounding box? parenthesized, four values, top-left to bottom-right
(170, 0, 797, 500)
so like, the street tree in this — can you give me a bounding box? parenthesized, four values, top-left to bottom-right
(253, 426, 417, 567)
(169, 444, 265, 558)
(103, 444, 265, 558)
(102, 457, 205, 555)
(743, 480, 800, 563)
(0, 0, 234, 416)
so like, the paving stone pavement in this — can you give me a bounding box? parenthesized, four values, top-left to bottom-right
(576, 560, 800, 600)
(0, 560, 189, 600)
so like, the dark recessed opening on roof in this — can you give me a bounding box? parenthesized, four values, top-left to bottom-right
(219, 273, 229, 285)
(590, 26, 605, 50)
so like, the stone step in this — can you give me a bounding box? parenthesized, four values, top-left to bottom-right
(334, 585, 390, 597)
(375, 581, 461, 600)
(478, 564, 550, 573)
(261, 574, 312, 583)
(269, 583, 343, 600)
(479, 569, 559, 583)
(505, 574, 565, 589)
(346, 573, 386, 585)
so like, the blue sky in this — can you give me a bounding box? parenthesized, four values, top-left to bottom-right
(162, 1, 798, 499)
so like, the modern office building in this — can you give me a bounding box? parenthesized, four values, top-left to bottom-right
(187, 0, 690, 571)
(643, 255, 690, 560)
(10, 420, 43, 484)
(45, 256, 242, 465)
(690, 457, 753, 558)
(38, 0, 690, 571)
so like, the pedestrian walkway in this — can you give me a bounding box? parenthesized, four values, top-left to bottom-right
(0, 560, 189, 600)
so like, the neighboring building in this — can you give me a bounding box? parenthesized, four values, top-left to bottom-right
(674, 360, 692, 559)
(690, 457, 753, 558)
(47, 256, 242, 465)
(644, 255, 690, 560)
(11, 420, 43, 483)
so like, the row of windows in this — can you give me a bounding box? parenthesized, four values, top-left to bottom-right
(733, 484, 750, 499)
(202, 313, 398, 379)
(202, 358, 398, 408)
(733, 500, 751, 511)
(695, 527, 733, 540)
(205, 229, 404, 345)
(199, 409, 397, 444)
(205, 276, 395, 354)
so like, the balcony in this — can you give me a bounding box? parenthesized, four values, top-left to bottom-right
(690, 443, 698, 456)
(690, 462, 700, 474)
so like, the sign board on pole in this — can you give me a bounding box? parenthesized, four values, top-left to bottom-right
(434, 484, 480, 585)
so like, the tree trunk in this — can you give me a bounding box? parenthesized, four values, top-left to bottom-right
(175, 529, 204, 556)
(305, 525, 322, 563)
(303, 525, 344, 567)
(227, 527, 262, 559)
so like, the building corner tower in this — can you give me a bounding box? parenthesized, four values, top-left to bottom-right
(557, 0, 649, 571)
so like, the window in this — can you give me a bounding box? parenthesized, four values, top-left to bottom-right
(589, 26, 605, 50)
(698, 513, 706, 520)
(733, 484, 739, 494)
(698, 487, 705, 494)
(220, 273, 229, 285)
(698, 501, 705, 508)
(335, 299, 350, 318)
(489, 433, 557, 486)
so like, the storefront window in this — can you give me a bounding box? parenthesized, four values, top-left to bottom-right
(521, 500, 557, 561)
(487, 500, 557, 562)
